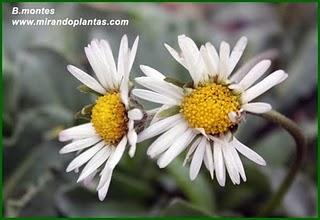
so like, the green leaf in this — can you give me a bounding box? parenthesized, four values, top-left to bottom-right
(160, 198, 212, 217)
(158, 105, 180, 118)
(55, 185, 149, 217)
(166, 159, 216, 214)
(77, 84, 102, 96)
(164, 77, 184, 87)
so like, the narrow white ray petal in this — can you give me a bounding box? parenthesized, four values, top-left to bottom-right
(205, 42, 219, 68)
(66, 65, 106, 94)
(97, 162, 112, 189)
(120, 83, 129, 108)
(148, 121, 188, 158)
(183, 137, 201, 166)
(205, 140, 214, 179)
(128, 108, 143, 121)
(241, 70, 288, 103)
(128, 36, 139, 74)
(236, 60, 271, 91)
(138, 114, 182, 142)
(228, 36, 248, 74)
(157, 129, 195, 168)
(106, 136, 127, 169)
(89, 40, 113, 89)
(98, 168, 113, 201)
(128, 129, 137, 158)
(82, 170, 97, 187)
(117, 34, 129, 78)
(214, 142, 226, 186)
(135, 77, 183, 100)
(229, 143, 246, 181)
(100, 39, 118, 84)
(132, 89, 180, 105)
(242, 102, 272, 114)
(66, 141, 104, 172)
(177, 35, 204, 85)
(140, 65, 165, 79)
(150, 105, 170, 125)
(189, 137, 206, 180)
(60, 136, 101, 154)
(164, 43, 187, 69)
(59, 123, 96, 142)
(200, 46, 217, 76)
(232, 137, 266, 166)
(222, 142, 240, 185)
(77, 146, 112, 182)
(84, 45, 109, 89)
(218, 41, 230, 81)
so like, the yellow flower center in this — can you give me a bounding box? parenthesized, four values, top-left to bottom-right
(91, 92, 128, 145)
(181, 83, 240, 135)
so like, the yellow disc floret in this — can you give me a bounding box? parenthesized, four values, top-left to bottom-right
(91, 92, 128, 145)
(181, 83, 240, 135)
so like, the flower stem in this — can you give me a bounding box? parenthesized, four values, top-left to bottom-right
(252, 110, 306, 216)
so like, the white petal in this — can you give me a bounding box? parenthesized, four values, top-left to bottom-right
(222, 143, 240, 185)
(60, 136, 101, 154)
(157, 129, 195, 168)
(66, 141, 104, 172)
(77, 146, 112, 182)
(98, 168, 113, 201)
(138, 114, 182, 142)
(132, 89, 179, 105)
(59, 123, 96, 142)
(97, 163, 112, 189)
(117, 34, 129, 79)
(242, 102, 272, 114)
(189, 137, 206, 180)
(140, 65, 165, 79)
(231, 60, 271, 92)
(135, 77, 183, 100)
(66, 65, 106, 94)
(128, 36, 139, 74)
(87, 40, 114, 89)
(84, 44, 109, 89)
(214, 142, 226, 186)
(232, 137, 266, 166)
(128, 108, 143, 121)
(106, 136, 127, 169)
(183, 137, 201, 166)
(128, 129, 137, 158)
(241, 70, 288, 103)
(228, 36, 247, 74)
(148, 121, 189, 158)
(204, 140, 214, 179)
(205, 42, 219, 68)
(149, 105, 169, 125)
(164, 43, 187, 69)
(200, 45, 217, 76)
(100, 39, 118, 84)
(218, 41, 230, 81)
(229, 144, 246, 181)
(177, 35, 204, 85)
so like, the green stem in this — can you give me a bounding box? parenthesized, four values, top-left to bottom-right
(252, 110, 306, 216)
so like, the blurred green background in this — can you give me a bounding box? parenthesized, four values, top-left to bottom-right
(3, 2, 317, 217)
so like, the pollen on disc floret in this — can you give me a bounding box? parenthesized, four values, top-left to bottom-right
(181, 83, 241, 135)
(91, 92, 128, 145)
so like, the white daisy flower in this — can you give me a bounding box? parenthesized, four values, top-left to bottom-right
(132, 35, 288, 186)
(59, 35, 143, 201)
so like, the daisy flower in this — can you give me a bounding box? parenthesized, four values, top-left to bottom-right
(132, 35, 287, 186)
(59, 35, 143, 200)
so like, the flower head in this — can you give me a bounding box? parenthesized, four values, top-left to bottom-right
(59, 35, 143, 200)
(133, 35, 287, 186)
